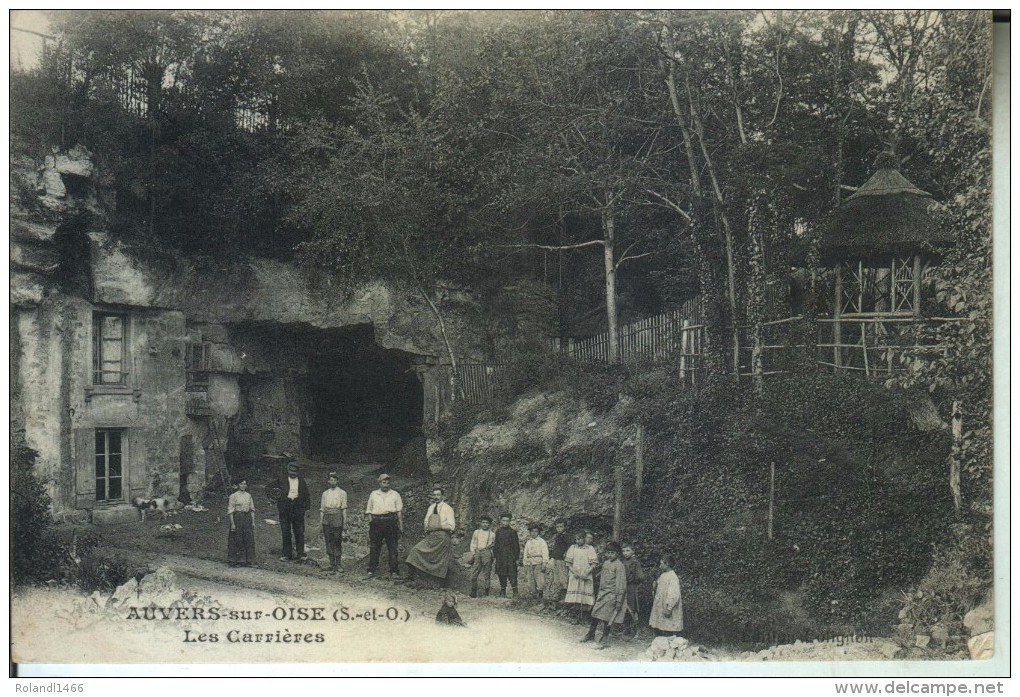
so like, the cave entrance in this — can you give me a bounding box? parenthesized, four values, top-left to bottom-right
(228, 322, 425, 469)
(305, 326, 424, 461)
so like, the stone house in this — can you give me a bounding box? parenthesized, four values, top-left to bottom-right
(10, 146, 488, 522)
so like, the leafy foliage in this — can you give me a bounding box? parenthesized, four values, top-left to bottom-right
(11, 432, 62, 586)
(11, 11, 993, 641)
(630, 370, 952, 640)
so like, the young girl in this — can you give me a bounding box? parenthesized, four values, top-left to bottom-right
(564, 530, 598, 623)
(435, 592, 465, 627)
(583, 541, 627, 647)
(227, 479, 256, 567)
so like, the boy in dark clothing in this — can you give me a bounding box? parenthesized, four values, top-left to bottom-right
(493, 512, 521, 598)
(621, 542, 645, 638)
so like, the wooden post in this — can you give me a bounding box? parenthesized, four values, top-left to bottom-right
(767, 461, 775, 540)
(612, 460, 624, 542)
(434, 383, 441, 426)
(679, 319, 689, 381)
(860, 322, 870, 376)
(833, 265, 843, 368)
(950, 400, 963, 512)
(634, 424, 644, 494)
(913, 254, 923, 317)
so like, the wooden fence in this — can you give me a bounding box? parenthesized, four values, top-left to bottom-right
(446, 305, 963, 405)
(458, 362, 507, 405)
(549, 296, 706, 366)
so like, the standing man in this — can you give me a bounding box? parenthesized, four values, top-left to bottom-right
(406, 486, 456, 585)
(319, 471, 348, 573)
(365, 473, 403, 578)
(493, 512, 521, 598)
(272, 460, 310, 562)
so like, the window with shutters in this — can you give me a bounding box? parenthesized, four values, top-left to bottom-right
(95, 429, 126, 502)
(93, 312, 129, 385)
(185, 341, 211, 389)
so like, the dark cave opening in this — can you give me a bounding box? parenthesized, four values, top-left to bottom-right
(227, 323, 425, 470)
(305, 327, 423, 461)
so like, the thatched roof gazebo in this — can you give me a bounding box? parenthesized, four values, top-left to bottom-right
(819, 154, 953, 374)
(822, 154, 952, 263)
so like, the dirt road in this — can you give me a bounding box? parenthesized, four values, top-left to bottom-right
(12, 550, 648, 664)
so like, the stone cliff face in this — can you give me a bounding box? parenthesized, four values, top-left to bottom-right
(9, 144, 491, 516)
(449, 391, 633, 535)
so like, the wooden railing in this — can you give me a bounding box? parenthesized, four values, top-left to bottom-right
(458, 362, 507, 405)
(815, 316, 958, 376)
(442, 306, 963, 405)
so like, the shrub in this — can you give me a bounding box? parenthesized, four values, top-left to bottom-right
(11, 433, 132, 592)
(11, 432, 60, 586)
(445, 355, 958, 642)
(632, 370, 953, 639)
(896, 521, 992, 647)
(76, 553, 132, 594)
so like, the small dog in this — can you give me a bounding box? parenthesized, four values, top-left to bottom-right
(435, 592, 465, 627)
(133, 497, 178, 522)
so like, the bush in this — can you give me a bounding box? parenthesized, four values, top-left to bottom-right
(631, 370, 954, 639)
(896, 521, 992, 647)
(11, 432, 60, 586)
(76, 553, 132, 594)
(11, 433, 131, 592)
(444, 355, 959, 642)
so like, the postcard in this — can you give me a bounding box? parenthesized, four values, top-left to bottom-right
(9, 9, 1005, 677)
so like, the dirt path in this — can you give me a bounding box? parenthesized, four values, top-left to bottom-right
(12, 549, 648, 664)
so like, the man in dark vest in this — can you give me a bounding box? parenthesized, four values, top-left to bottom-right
(270, 460, 311, 561)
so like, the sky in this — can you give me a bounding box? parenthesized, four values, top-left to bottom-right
(10, 10, 52, 72)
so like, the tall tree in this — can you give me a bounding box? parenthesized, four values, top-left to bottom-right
(479, 12, 671, 362)
(287, 76, 484, 399)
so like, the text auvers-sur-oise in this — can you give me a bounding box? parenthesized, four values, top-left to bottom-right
(125, 606, 329, 621)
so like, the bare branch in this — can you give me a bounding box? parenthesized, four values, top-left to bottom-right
(498, 240, 605, 252)
(645, 188, 693, 223)
(616, 251, 659, 269)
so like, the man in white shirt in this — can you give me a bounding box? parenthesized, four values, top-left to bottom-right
(469, 515, 496, 597)
(319, 472, 348, 573)
(364, 473, 403, 577)
(405, 486, 456, 585)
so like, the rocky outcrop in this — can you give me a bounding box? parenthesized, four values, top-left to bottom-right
(451, 391, 632, 529)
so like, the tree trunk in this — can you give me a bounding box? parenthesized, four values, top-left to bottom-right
(418, 285, 462, 404)
(668, 41, 742, 380)
(603, 206, 620, 364)
(691, 105, 741, 381)
(748, 199, 767, 397)
(663, 49, 727, 374)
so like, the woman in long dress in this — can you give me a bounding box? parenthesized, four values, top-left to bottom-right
(227, 479, 256, 567)
(564, 531, 598, 623)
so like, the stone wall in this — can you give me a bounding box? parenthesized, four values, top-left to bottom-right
(12, 294, 199, 511)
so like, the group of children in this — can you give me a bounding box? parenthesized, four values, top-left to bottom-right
(466, 514, 681, 646)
